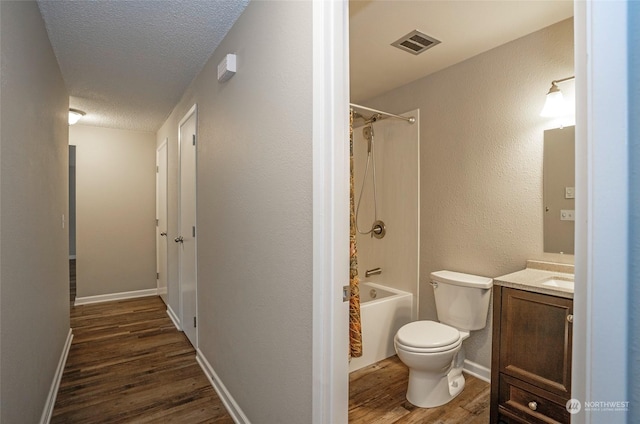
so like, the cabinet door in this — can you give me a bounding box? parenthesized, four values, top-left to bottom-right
(499, 288, 573, 397)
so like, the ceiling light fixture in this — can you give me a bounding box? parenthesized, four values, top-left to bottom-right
(68, 108, 86, 125)
(540, 76, 575, 117)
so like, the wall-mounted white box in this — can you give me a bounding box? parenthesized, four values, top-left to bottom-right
(217, 54, 236, 83)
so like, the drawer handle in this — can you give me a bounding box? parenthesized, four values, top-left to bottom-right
(528, 401, 538, 411)
(567, 314, 574, 323)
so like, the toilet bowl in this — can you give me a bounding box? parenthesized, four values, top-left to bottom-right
(394, 270, 492, 408)
(394, 320, 469, 407)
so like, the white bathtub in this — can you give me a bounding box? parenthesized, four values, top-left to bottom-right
(349, 282, 413, 372)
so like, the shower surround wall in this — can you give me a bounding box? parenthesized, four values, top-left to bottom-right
(353, 110, 420, 316)
(362, 18, 574, 375)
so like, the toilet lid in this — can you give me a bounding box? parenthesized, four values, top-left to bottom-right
(396, 321, 460, 349)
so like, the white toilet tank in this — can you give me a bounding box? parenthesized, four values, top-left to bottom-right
(431, 270, 493, 331)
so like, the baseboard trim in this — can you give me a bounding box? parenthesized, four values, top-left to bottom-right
(74, 288, 158, 306)
(40, 328, 73, 424)
(463, 359, 491, 383)
(166, 305, 181, 331)
(196, 349, 251, 424)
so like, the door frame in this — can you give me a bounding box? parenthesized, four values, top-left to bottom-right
(573, 2, 630, 421)
(177, 104, 198, 346)
(156, 138, 168, 299)
(311, 1, 350, 422)
(313, 1, 632, 423)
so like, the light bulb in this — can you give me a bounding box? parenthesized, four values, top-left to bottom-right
(68, 109, 85, 125)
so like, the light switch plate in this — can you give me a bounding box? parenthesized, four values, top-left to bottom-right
(565, 187, 575, 199)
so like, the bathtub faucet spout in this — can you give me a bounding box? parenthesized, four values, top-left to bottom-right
(365, 267, 382, 278)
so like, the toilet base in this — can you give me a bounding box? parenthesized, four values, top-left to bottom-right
(406, 367, 466, 408)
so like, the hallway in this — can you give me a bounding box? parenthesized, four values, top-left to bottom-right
(51, 297, 232, 423)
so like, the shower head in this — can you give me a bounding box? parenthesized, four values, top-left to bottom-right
(363, 125, 374, 139)
(362, 125, 374, 153)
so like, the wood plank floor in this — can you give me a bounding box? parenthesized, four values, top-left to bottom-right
(349, 356, 490, 423)
(53, 293, 488, 423)
(69, 259, 76, 303)
(52, 296, 233, 424)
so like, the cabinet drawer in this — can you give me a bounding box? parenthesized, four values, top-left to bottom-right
(499, 288, 573, 397)
(499, 374, 570, 424)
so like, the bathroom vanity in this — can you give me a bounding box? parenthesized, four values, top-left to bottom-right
(490, 261, 574, 424)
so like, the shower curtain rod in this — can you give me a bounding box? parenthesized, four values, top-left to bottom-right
(350, 103, 415, 124)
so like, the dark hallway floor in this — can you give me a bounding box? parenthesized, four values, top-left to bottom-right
(52, 296, 233, 423)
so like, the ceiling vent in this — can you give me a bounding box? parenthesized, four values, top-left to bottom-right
(391, 30, 441, 55)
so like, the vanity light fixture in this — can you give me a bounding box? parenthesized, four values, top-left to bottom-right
(540, 76, 575, 117)
(68, 108, 86, 125)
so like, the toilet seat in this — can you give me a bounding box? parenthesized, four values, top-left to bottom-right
(395, 321, 462, 353)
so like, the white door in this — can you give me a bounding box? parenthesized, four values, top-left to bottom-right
(177, 106, 198, 347)
(156, 140, 168, 302)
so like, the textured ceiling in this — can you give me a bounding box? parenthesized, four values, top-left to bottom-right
(38, 0, 249, 132)
(350, 0, 574, 102)
(37, 1, 572, 131)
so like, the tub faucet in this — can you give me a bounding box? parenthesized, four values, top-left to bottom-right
(365, 267, 382, 278)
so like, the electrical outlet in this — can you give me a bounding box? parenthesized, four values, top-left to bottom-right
(560, 210, 575, 221)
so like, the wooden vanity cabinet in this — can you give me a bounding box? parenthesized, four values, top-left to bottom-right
(490, 286, 573, 424)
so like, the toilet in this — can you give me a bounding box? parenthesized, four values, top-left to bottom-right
(394, 270, 493, 408)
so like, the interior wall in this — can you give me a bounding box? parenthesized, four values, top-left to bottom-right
(364, 18, 574, 370)
(353, 110, 420, 314)
(69, 125, 156, 298)
(629, 1, 640, 419)
(156, 1, 313, 422)
(69, 146, 76, 257)
(0, 1, 71, 422)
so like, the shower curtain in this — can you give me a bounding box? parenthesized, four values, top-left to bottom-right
(349, 109, 363, 359)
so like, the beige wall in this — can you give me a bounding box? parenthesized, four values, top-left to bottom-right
(0, 1, 71, 422)
(365, 19, 574, 369)
(156, 1, 313, 422)
(70, 125, 156, 298)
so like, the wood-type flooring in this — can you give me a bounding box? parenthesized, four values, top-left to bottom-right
(349, 356, 490, 423)
(52, 296, 233, 424)
(69, 259, 76, 303)
(52, 293, 488, 423)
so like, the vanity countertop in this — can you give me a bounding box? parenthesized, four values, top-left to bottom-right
(494, 260, 574, 299)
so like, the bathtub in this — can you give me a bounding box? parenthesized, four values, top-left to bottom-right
(349, 282, 413, 372)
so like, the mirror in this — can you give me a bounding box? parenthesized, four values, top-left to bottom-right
(543, 126, 575, 254)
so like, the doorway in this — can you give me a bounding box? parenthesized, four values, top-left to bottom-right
(177, 105, 198, 347)
(156, 139, 169, 302)
(69, 145, 77, 304)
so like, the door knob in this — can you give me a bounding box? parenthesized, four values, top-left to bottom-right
(174, 236, 184, 243)
(160, 232, 167, 236)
